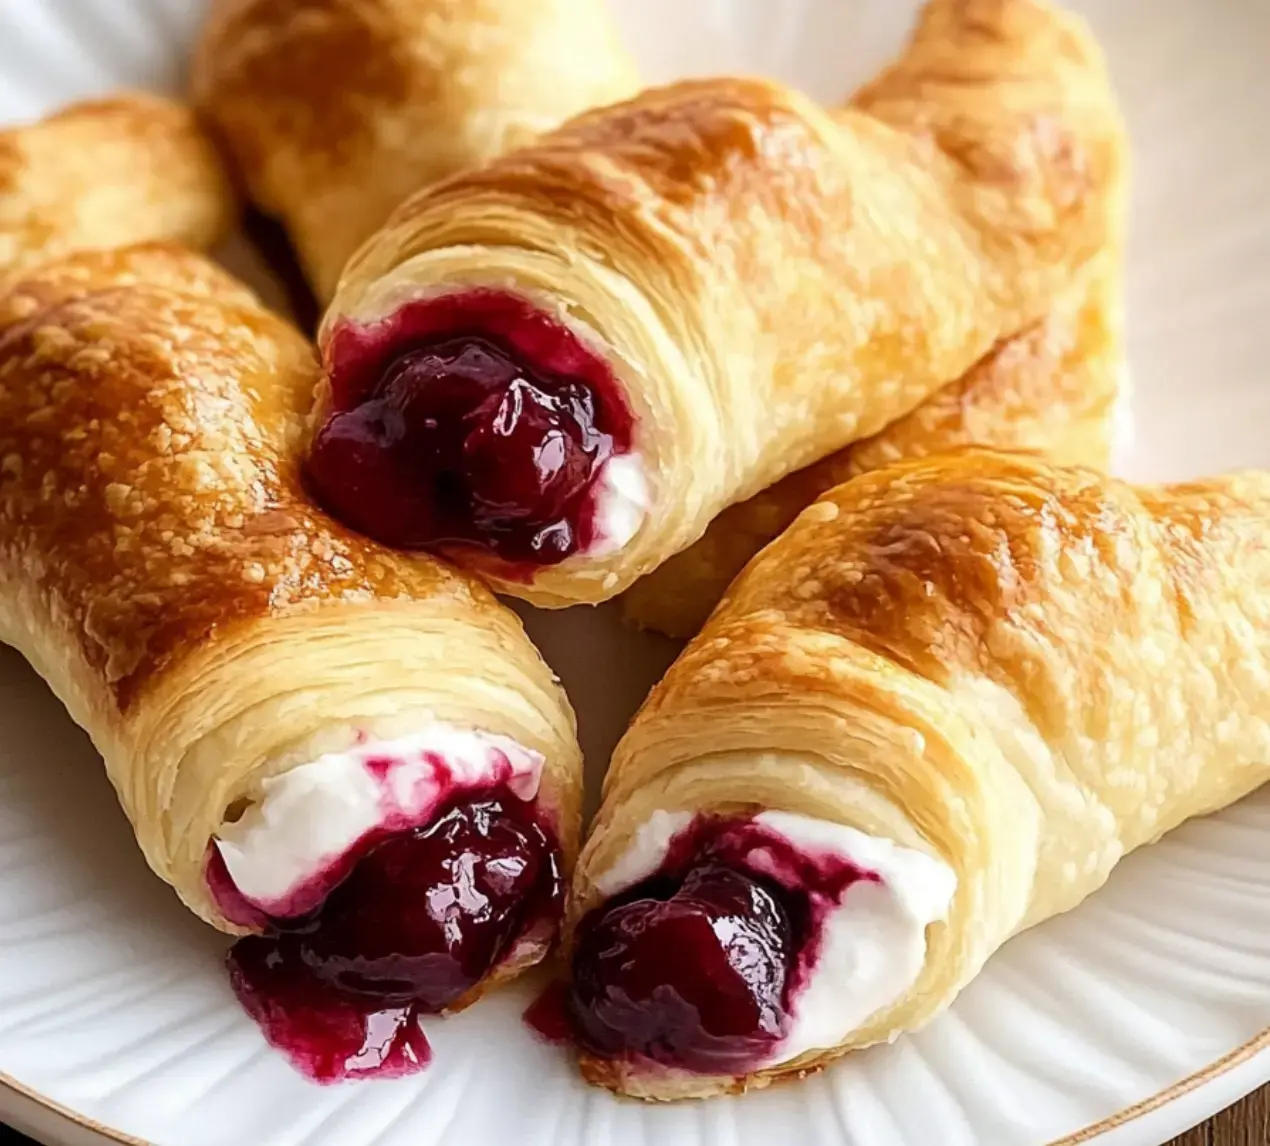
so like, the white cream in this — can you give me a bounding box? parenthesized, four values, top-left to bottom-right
(588, 452, 649, 556)
(214, 726, 543, 915)
(592, 808, 957, 1069)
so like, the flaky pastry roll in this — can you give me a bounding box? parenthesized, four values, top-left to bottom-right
(192, 0, 639, 301)
(559, 450, 1270, 1099)
(622, 261, 1125, 637)
(310, 0, 1126, 607)
(0, 246, 581, 1080)
(0, 93, 234, 276)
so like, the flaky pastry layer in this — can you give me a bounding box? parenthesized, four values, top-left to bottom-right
(326, 0, 1126, 606)
(192, 0, 639, 300)
(573, 450, 1270, 1098)
(622, 260, 1125, 636)
(0, 247, 580, 955)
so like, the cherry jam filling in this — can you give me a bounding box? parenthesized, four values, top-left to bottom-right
(221, 794, 562, 1083)
(307, 290, 634, 566)
(564, 816, 875, 1075)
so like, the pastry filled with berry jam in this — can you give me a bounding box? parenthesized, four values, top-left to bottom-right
(557, 810, 954, 1091)
(308, 290, 646, 577)
(207, 727, 564, 1083)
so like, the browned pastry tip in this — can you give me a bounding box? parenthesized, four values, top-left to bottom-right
(0, 92, 236, 278)
(696, 449, 1270, 705)
(192, 0, 640, 299)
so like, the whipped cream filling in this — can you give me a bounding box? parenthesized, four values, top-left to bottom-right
(589, 452, 649, 556)
(594, 808, 957, 1069)
(213, 725, 544, 918)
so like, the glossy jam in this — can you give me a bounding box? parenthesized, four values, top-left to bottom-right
(564, 816, 875, 1075)
(224, 795, 562, 1083)
(308, 290, 634, 566)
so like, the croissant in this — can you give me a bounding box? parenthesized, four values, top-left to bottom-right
(0, 245, 581, 1081)
(0, 92, 234, 276)
(557, 449, 1270, 1099)
(310, 0, 1126, 608)
(622, 260, 1125, 636)
(191, 0, 639, 301)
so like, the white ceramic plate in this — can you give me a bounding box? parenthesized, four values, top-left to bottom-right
(2, 2, 1270, 1144)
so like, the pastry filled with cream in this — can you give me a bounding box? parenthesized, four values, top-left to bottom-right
(208, 725, 567, 1082)
(307, 289, 648, 573)
(562, 451, 1270, 1099)
(565, 808, 954, 1080)
(0, 245, 582, 1087)
(312, 0, 1124, 607)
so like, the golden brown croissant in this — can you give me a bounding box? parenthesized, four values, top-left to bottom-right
(0, 245, 581, 1080)
(191, 0, 639, 301)
(557, 449, 1270, 1100)
(622, 261, 1125, 637)
(0, 92, 234, 276)
(311, 0, 1125, 608)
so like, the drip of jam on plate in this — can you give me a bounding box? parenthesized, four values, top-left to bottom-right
(561, 815, 876, 1075)
(308, 290, 634, 567)
(219, 794, 562, 1083)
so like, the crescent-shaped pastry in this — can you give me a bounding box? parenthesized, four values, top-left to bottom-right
(557, 449, 1270, 1099)
(0, 245, 581, 1081)
(0, 92, 234, 276)
(622, 260, 1125, 637)
(191, 0, 639, 301)
(311, 0, 1126, 607)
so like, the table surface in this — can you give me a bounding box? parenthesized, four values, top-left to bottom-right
(0, 1084, 1266, 1144)
(1167, 1086, 1269, 1146)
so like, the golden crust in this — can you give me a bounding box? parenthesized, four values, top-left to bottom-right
(0, 241, 256, 330)
(0, 251, 464, 704)
(0, 93, 235, 277)
(621, 260, 1123, 637)
(192, 0, 639, 299)
(575, 451, 1270, 1098)
(0, 247, 581, 941)
(328, 0, 1127, 607)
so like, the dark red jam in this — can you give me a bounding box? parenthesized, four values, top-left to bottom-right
(563, 815, 877, 1075)
(219, 794, 562, 1083)
(308, 290, 634, 567)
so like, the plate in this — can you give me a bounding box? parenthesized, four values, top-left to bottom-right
(2, 1, 1270, 1144)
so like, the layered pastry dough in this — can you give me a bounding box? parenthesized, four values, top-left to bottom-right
(0, 247, 581, 1009)
(623, 261, 1125, 636)
(317, 0, 1126, 606)
(192, 0, 639, 301)
(0, 93, 234, 276)
(566, 449, 1270, 1099)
